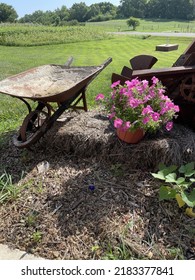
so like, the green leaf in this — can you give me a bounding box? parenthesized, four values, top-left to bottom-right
(164, 165, 178, 174)
(185, 170, 195, 177)
(158, 163, 166, 169)
(179, 162, 195, 175)
(151, 165, 178, 181)
(151, 172, 166, 180)
(159, 186, 177, 201)
(161, 165, 178, 176)
(165, 173, 177, 183)
(175, 177, 186, 185)
(181, 189, 195, 207)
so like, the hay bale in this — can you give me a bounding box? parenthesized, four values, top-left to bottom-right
(42, 110, 195, 169)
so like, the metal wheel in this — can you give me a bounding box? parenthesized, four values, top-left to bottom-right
(13, 104, 51, 148)
(180, 75, 195, 102)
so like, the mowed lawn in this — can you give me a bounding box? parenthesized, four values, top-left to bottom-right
(0, 34, 193, 134)
(87, 18, 195, 33)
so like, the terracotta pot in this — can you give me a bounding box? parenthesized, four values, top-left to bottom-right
(116, 128, 145, 144)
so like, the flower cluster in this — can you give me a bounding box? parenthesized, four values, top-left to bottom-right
(96, 77, 179, 133)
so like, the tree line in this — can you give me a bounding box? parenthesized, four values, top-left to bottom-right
(1, 0, 195, 25)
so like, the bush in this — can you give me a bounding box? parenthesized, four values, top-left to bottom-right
(127, 17, 140, 30)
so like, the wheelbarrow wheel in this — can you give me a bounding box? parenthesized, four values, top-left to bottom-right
(13, 106, 51, 148)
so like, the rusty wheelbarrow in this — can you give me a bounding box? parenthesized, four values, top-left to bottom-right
(0, 57, 112, 148)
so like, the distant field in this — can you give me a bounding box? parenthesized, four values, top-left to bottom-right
(0, 22, 194, 135)
(87, 18, 195, 33)
(0, 24, 110, 46)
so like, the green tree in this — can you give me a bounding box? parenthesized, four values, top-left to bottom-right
(87, 2, 117, 21)
(97, 2, 117, 17)
(0, 3, 18, 22)
(54, 5, 70, 22)
(86, 4, 100, 20)
(118, 0, 147, 18)
(146, 0, 194, 20)
(19, 10, 56, 25)
(127, 16, 140, 30)
(69, 2, 89, 22)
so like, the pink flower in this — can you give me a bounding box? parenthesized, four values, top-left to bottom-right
(143, 116, 150, 124)
(152, 76, 159, 85)
(174, 105, 180, 112)
(166, 121, 173, 131)
(161, 95, 170, 101)
(136, 85, 144, 94)
(114, 118, 123, 128)
(165, 101, 175, 109)
(95, 93, 105, 101)
(108, 112, 116, 119)
(123, 121, 131, 131)
(148, 89, 155, 98)
(125, 78, 139, 89)
(160, 107, 168, 115)
(158, 88, 166, 95)
(152, 112, 160, 122)
(111, 80, 120, 88)
(142, 79, 149, 89)
(129, 97, 140, 108)
(120, 87, 127, 94)
(142, 105, 153, 115)
(143, 94, 152, 102)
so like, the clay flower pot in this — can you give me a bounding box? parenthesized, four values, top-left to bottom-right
(116, 128, 145, 144)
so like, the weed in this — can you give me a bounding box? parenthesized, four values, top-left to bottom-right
(0, 172, 19, 203)
(103, 240, 133, 260)
(167, 247, 184, 260)
(31, 230, 42, 243)
(25, 211, 39, 227)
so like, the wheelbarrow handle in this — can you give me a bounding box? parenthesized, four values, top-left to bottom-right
(101, 57, 112, 68)
(64, 56, 74, 67)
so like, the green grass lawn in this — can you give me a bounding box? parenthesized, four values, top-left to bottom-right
(87, 18, 195, 33)
(0, 31, 193, 135)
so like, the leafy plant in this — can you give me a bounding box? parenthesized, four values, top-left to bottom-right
(0, 172, 19, 203)
(151, 162, 195, 217)
(25, 211, 39, 227)
(31, 230, 42, 243)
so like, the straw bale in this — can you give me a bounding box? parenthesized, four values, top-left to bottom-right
(43, 110, 195, 169)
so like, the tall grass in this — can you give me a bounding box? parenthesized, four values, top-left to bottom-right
(0, 23, 111, 46)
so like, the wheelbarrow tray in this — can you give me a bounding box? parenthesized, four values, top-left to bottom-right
(0, 63, 107, 103)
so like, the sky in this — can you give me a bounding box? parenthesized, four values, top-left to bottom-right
(1, 0, 120, 18)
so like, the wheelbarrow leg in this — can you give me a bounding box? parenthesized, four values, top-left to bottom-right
(68, 89, 88, 111)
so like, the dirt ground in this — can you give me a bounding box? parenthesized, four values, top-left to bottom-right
(0, 111, 195, 260)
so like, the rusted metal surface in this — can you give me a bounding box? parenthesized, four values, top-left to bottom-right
(173, 39, 195, 66)
(0, 64, 107, 103)
(130, 54, 158, 70)
(0, 57, 112, 148)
